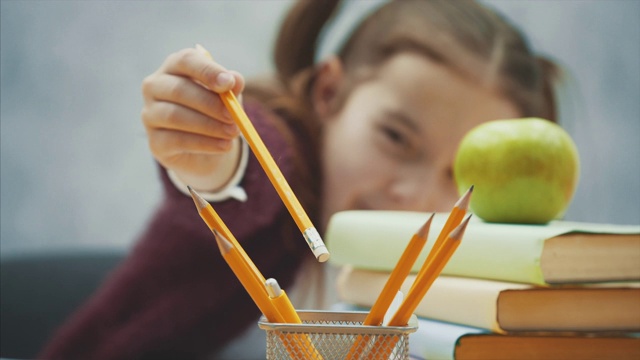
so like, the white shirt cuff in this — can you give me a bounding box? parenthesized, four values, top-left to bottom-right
(167, 137, 249, 202)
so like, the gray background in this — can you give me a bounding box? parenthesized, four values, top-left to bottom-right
(2, 0, 639, 254)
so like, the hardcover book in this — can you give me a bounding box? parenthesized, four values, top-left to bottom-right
(337, 266, 640, 333)
(326, 211, 640, 285)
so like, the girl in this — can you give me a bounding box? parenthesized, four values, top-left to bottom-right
(41, 0, 558, 359)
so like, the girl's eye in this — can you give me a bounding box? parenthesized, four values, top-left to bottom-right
(377, 124, 418, 158)
(382, 126, 408, 146)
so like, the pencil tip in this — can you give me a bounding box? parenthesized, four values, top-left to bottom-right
(213, 230, 232, 255)
(188, 186, 208, 211)
(417, 213, 435, 238)
(449, 214, 472, 240)
(454, 185, 474, 210)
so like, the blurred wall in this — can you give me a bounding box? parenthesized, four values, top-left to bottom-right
(0, 1, 293, 253)
(485, 0, 640, 227)
(2, 0, 639, 254)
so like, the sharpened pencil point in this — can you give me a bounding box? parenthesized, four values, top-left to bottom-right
(449, 214, 472, 240)
(188, 186, 209, 211)
(212, 230, 233, 255)
(417, 213, 435, 239)
(454, 185, 474, 210)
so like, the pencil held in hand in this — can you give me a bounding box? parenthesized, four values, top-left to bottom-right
(194, 44, 329, 263)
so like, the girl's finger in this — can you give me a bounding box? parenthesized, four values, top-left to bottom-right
(147, 127, 234, 159)
(226, 70, 246, 97)
(142, 101, 239, 140)
(143, 73, 234, 124)
(161, 48, 239, 93)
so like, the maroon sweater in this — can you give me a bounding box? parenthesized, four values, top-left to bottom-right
(40, 101, 314, 359)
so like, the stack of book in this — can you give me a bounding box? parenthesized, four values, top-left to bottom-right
(325, 210, 640, 360)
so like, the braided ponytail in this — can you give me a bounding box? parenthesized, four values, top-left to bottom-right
(273, 0, 342, 86)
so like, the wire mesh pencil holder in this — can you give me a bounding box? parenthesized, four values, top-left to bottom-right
(258, 310, 418, 360)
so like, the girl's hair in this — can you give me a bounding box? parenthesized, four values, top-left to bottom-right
(271, 0, 558, 122)
(246, 0, 559, 225)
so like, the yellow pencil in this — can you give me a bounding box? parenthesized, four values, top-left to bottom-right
(265, 278, 300, 324)
(363, 213, 434, 327)
(213, 230, 280, 322)
(349, 190, 470, 359)
(345, 214, 434, 360)
(363, 215, 471, 360)
(265, 278, 324, 360)
(410, 185, 473, 292)
(213, 230, 322, 360)
(188, 186, 266, 290)
(195, 43, 329, 263)
(389, 214, 472, 326)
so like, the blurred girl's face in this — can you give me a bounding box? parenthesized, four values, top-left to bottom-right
(317, 52, 521, 229)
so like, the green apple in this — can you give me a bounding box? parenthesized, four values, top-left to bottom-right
(454, 118, 580, 224)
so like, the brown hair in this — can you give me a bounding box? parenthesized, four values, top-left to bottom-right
(247, 0, 559, 221)
(269, 0, 558, 120)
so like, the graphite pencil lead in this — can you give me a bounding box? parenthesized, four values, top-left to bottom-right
(187, 186, 209, 211)
(213, 229, 233, 255)
(417, 213, 435, 239)
(454, 185, 474, 211)
(449, 214, 473, 240)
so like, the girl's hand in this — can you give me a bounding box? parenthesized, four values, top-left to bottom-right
(141, 48, 245, 192)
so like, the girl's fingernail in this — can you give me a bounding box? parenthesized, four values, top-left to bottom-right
(216, 72, 234, 89)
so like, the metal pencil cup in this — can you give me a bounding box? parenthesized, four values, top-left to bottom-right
(258, 310, 418, 360)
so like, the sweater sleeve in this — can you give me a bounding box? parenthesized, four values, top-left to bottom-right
(39, 101, 313, 360)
